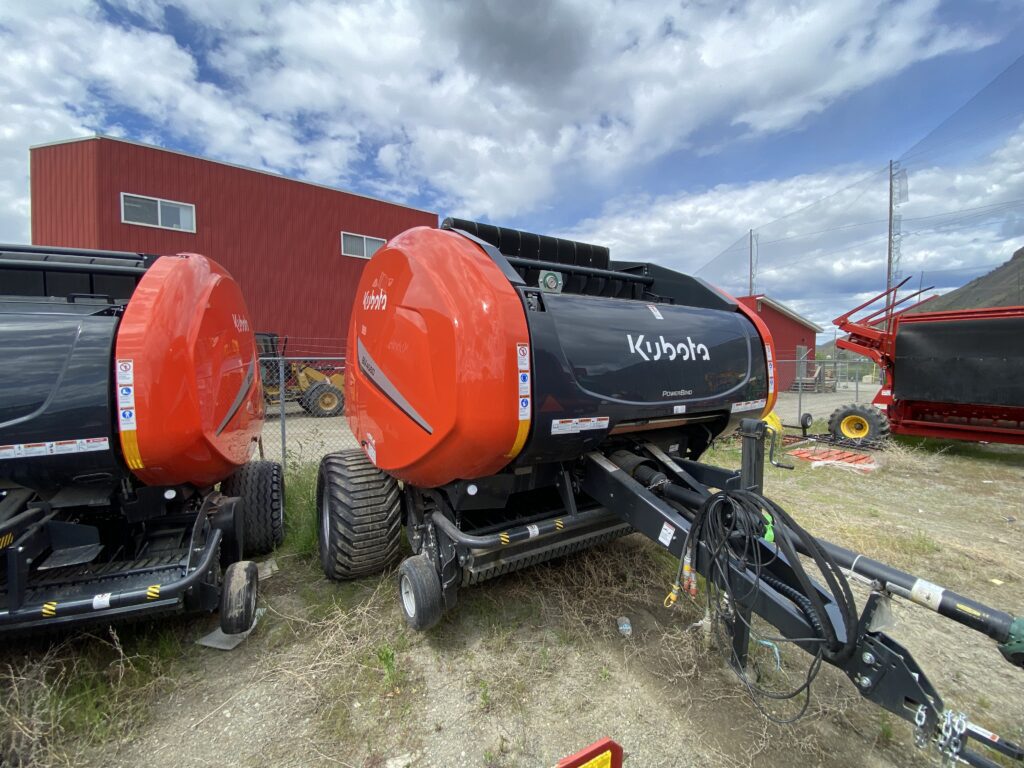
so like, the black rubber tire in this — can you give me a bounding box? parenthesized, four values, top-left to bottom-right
(302, 382, 344, 417)
(317, 450, 401, 580)
(220, 560, 258, 635)
(827, 403, 891, 441)
(221, 461, 285, 556)
(398, 554, 444, 632)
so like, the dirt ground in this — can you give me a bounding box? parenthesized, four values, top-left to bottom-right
(3, 435, 1022, 768)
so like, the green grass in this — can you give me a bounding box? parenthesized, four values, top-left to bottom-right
(282, 463, 319, 559)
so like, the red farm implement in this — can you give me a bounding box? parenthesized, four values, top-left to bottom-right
(831, 277, 1024, 445)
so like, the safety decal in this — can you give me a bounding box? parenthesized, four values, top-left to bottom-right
(731, 398, 767, 412)
(146, 584, 161, 601)
(92, 593, 112, 610)
(0, 532, 13, 548)
(526, 524, 540, 539)
(554, 519, 564, 530)
(115, 359, 145, 470)
(658, 522, 675, 547)
(506, 342, 534, 459)
(550, 416, 610, 435)
(0, 437, 110, 461)
(499, 532, 511, 545)
(364, 433, 377, 465)
(909, 579, 944, 611)
(673, 405, 687, 415)
(41, 601, 57, 618)
(516, 343, 530, 371)
(518, 397, 531, 420)
(518, 371, 530, 396)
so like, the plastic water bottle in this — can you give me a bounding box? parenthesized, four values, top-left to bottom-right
(617, 616, 632, 637)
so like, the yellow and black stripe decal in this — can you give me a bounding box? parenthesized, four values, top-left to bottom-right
(0, 532, 13, 548)
(146, 584, 161, 601)
(120, 430, 144, 470)
(41, 601, 57, 618)
(554, 519, 564, 531)
(499, 532, 511, 545)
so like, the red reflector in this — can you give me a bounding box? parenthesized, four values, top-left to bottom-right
(556, 738, 623, 768)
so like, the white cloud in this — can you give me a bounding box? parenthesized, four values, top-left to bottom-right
(0, 0, 1003, 237)
(562, 120, 1024, 327)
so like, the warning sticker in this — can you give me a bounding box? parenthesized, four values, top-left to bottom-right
(658, 522, 675, 547)
(117, 385, 135, 409)
(516, 343, 530, 371)
(518, 397, 531, 420)
(526, 524, 540, 539)
(518, 371, 530, 396)
(364, 433, 377, 464)
(673, 405, 687, 415)
(731, 398, 767, 413)
(0, 437, 109, 461)
(115, 359, 134, 386)
(118, 408, 137, 431)
(92, 593, 111, 610)
(647, 304, 664, 320)
(550, 416, 611, 435)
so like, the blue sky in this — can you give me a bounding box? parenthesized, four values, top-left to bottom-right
(1, 0, 1023, 325)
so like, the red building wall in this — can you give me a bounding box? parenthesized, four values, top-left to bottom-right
(738, 297, 817, 390)
(31, 137, 437, 358)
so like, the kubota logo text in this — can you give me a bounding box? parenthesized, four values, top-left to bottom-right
(627, 334, 710, 362)
(362, 288, 388, 311)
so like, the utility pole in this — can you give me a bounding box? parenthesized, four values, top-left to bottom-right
(748, 229, 754, 295)
(885, 159, 894, 326)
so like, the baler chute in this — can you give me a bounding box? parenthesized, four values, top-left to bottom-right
(316, 221, 1022, 766)
(0, 244, 284, 634)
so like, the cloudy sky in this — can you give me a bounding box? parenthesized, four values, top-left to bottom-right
(2, 0, 1023, 326)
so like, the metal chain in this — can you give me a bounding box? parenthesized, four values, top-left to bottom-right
(913, 704, 930, 749)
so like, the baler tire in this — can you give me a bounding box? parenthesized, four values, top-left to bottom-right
(317, 451, 401, 580)
(222, 461, 286, 557)
(303, 382, 344, 418)
(220, 560, 259, 635)
(398, 554, 444, 632)
(827, 404, 890, 441)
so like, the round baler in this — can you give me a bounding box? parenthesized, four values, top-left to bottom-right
(0, 246, 283, 634)
(318, 219, 777, 629)
(314, 223, 1024, 762)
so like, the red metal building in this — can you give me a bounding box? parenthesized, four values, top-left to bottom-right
(737, 295, 823, 390)
(30, 135, 437, 357)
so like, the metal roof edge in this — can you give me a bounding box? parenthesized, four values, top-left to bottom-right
(743, 294, 824, 332)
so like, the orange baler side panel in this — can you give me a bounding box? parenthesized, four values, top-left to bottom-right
(346, 227, 530, 487)
(116, 254, 264, 487)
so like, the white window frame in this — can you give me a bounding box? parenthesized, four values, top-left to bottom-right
(120, 192, 197, 233)
(340, 231, 386, 260)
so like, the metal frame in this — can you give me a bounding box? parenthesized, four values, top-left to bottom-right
(407, 421, 1022, 767)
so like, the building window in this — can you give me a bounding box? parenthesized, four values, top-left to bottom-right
(341, 231, 386, 259)
(121, 193, 196, 233)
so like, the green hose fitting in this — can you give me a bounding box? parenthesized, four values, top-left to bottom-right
(761, 511, 775, 543)
(999, 616, 1024, 668)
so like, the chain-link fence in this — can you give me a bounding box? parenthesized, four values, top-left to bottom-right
(258, 356, 359, 469)
(773, 358, 882, 428)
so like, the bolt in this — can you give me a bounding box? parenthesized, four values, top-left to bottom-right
(862, 651, 876, 666)
(858, 675, 872, 689)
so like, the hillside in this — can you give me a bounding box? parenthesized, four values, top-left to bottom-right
(912, 245, 1024, 312)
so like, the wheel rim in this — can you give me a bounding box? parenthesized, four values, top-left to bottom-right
(840, 414, 869, 438)
(400, 574, 417, 618)
(319, 391, 339, 412)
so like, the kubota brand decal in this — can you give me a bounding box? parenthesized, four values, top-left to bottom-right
(362, 270, 394, 311)
(627, 334, 710, 362)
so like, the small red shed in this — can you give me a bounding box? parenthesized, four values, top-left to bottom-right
(30, 135, 437, 358)
(737, 294, 823, 390)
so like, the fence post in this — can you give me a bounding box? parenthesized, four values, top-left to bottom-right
(855, 369, 860, 403)
(278, 357, 287, 467)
